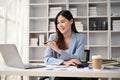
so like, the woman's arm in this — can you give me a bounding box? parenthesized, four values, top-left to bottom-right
(44, 34, 64, 65)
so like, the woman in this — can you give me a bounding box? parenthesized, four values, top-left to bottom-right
(44, 10, 85, 80)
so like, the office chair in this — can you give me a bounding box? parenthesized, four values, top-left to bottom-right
(81, 49, 90, 63)
(39, 49, 91, 80)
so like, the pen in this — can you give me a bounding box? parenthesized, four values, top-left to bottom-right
(44, 40, 56, 44)
(44, 42, 47, 44)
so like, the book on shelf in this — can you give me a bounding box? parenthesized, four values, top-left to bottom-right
(101, 20, 107, 30)
(95, 20, 102, 30)
(49, 7, 62, 17)
(89, 20, 97, 30)
(75, 21, 83, 31)
(38, 34, 45, 46)
(49, 21, 55, 31)
(89, 20, 107, 30)
(70, 8, 77, 17)
(111, 12, 120, 16)
(89, 7, 97, 16)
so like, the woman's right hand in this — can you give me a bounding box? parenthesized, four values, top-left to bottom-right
(62, 59, 81, 66)
(44, 41, 62, 54)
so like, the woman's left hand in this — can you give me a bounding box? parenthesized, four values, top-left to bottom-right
(62, 59, 81, 66)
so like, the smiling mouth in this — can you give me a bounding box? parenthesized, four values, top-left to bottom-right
(60, 27, 65, 31)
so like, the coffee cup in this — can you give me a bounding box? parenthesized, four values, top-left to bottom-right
(92, 55, 102, 70)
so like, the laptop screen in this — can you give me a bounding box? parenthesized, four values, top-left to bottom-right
(0, 44, 25, 69)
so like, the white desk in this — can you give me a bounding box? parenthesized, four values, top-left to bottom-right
(0, 66, 120, 78)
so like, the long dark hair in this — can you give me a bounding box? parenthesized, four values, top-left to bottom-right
(55, 10, 78, 50)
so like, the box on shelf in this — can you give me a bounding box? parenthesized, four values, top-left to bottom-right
(30, 38, 38, 46)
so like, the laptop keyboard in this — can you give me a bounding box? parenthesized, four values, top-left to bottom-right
(24, 64, 46, 69)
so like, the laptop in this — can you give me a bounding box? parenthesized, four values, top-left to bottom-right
(0, 44, 45, 69)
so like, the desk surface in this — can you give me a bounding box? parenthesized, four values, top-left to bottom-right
(0, 65, 120, 78)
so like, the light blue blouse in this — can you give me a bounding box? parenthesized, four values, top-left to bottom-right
(44, 32, 85, 65)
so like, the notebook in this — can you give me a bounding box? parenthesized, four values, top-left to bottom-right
(0, 44, 45, 69)
(104, 63, 120, 69)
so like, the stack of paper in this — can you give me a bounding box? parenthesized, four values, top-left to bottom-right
(102, 59, 117, 64)
(112, 20, 120, 31)
(89, 7, 97, 16)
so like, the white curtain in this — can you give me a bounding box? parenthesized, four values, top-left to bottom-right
(0, 0, 7, 66)
(0, 0, 29, 80)
(0, 0, 29, 64)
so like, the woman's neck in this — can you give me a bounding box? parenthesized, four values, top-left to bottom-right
(63, 31, 72, 49)
(63, 31, 72, 39)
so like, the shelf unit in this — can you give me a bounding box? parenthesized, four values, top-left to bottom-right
(29, 0, 120, 80)
(110, 0, 120, 63)
(29, 0, 120, 63)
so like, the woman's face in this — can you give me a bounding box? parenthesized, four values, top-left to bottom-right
(57, 15, 73, 34)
